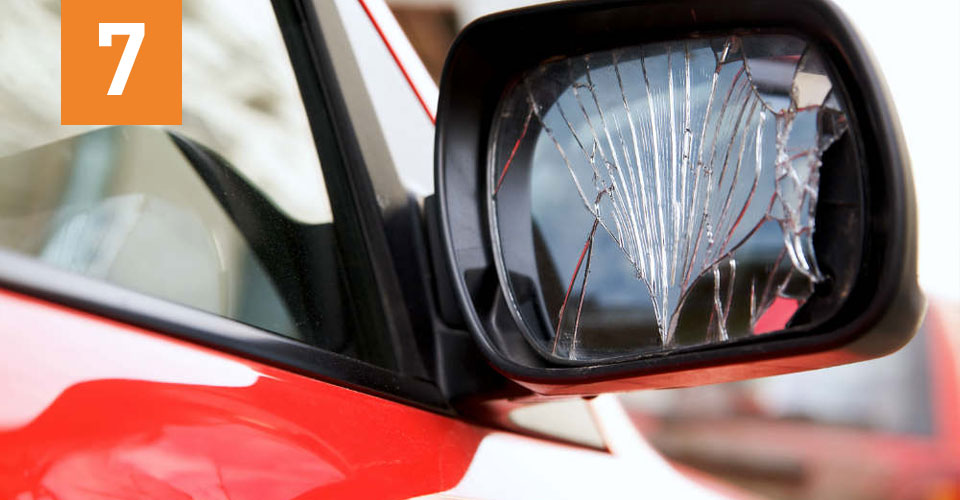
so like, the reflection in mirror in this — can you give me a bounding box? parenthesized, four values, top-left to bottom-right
(490, 35, 849, 362)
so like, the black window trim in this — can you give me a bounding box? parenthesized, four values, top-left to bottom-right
(271, 0, 431, 380)
(268, 0, 452, 400)
(269, 0, 515, 408)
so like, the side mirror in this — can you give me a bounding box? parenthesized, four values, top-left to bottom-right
(434, 0, 923, 395)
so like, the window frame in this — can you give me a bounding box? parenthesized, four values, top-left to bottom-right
(271, 0, 430, 378)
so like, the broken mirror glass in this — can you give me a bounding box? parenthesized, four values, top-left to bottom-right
(489, 35, 849, 362)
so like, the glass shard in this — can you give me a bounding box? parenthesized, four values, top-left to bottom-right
(490, 35, 849, 361)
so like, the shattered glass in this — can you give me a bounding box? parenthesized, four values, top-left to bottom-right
(490, 35, 849, 362)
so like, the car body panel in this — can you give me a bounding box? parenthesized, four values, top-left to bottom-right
(0, 289, 487, 499)
(0, 288, 742, 499)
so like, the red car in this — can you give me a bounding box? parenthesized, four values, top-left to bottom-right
(0, 0, 928, 498)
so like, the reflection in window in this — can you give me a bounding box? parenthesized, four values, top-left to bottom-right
(0, 127, 300, 340)
(0, 0, 330, 223)
(0, 0, 355, 351)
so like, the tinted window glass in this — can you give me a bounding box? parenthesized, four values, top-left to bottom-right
(0, 127, 303, 338)
(1, 0, 329, 223)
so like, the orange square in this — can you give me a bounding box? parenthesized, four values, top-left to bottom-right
(61, 0, 182, 125)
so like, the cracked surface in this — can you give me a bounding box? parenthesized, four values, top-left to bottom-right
(491, 35, 848, 361)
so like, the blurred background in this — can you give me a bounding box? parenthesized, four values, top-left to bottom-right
(384, 1, 959, 499)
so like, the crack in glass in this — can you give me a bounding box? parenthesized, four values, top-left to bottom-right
(491, 35, 848, 361)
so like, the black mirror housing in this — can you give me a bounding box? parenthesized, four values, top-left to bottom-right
(434, 0, 923, 395)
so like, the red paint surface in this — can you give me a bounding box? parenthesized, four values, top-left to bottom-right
(753, 297, 799, 335)
(0, 289, 487, 499)
(928, 303, 960, 456)
(494, 109, 534, 193)
(357, 0, 436, 124)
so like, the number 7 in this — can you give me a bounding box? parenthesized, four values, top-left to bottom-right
(99, 23, 145, 96)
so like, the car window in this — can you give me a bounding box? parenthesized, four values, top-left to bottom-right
(1, 0, 330, 224)
(0, 0, 382, 363)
